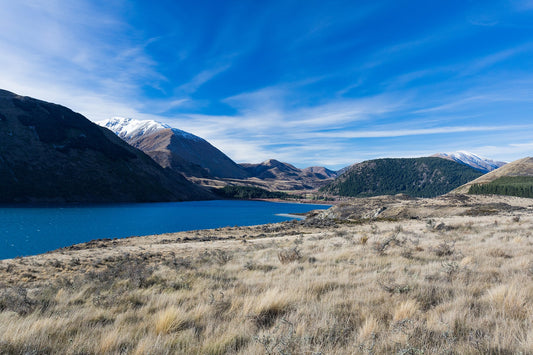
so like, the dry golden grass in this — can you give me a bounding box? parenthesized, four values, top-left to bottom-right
(1, 195, 533, 354)
(154, 307, 189, 334)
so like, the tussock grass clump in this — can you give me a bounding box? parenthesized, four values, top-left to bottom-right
(433, 241, 455, 257)
(392, 299, 419, 322)
(359, 315, 379, 341)
(277, 247, 301, 264)
(488, 248, 512, 258)
(154, 306, 190, 334)
(247, 289, 294, 329)
(485, 284, 529, 320)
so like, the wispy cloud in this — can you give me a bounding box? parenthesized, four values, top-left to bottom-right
(304, 124, 533, 139)
(178, 65, 231, 94)
(224, 85, 407, 128)
(0, 1, 163, 119)
(413, 96, 491, 114)
(475, 141, 533, 162)
(457, 43, 533, 77)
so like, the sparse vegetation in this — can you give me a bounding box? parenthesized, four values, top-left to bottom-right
(1, 196, 533, 353)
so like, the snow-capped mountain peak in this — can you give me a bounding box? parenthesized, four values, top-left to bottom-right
(97, 117, 201, 142)
(97, 117, 169, 140)
(432, 151, 507, 173)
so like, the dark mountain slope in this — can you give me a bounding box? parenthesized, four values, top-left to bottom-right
(0, 90, 212, 203)
(321, 157, 484, 198)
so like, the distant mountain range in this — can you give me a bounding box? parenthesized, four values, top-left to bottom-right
(99, 118, 337, 190)
(241, 159, 337, 181)
(0, 90, 212, 203)
(321, 157, 484, 198)
(240, 159, 337, 190)
(3, 89, 526, 202)
(432, 151, 506, 173)
(101, 118, 517, 197)
(241, 159, 302, 180)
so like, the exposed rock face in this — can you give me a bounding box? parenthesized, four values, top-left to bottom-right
(321, 157, 483, 198)
(0, 90, 212, 203)
(98, 117, 249, 179)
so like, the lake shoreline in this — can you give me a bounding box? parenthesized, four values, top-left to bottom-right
(247, 197, 336, 205)
(0, 200, 330, 260)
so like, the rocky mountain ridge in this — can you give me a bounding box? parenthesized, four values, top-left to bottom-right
(432, 151, 506, 173)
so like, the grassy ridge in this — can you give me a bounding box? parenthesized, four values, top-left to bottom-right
(468, 176, 533, 198)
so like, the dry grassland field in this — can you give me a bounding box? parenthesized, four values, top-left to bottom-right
(1, 194, 533, 354)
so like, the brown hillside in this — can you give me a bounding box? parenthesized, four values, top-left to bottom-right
(127, 128, 249, 179)
(452, 157, 533, 194)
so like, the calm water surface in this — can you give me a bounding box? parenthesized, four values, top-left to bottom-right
(0, 200, 330, 259)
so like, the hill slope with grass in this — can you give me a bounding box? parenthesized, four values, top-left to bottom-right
(452, 157, 533, 196)
(0, 90, 212, 203)
(321, 157, 483, 198)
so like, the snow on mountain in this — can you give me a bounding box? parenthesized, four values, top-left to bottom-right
(432, 151, 507, 173)
(97, 116, 248, 179)
(97, 117, 168, 140)
(97, 117, 202, 142)
(169, 128, 203, 142)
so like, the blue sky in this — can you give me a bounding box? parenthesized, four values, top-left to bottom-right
(1, 0, 532, 169)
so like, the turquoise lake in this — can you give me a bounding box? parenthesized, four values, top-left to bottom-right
(0, 200, 330, 260)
